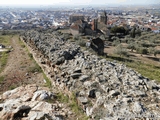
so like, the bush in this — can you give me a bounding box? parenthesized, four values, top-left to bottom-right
(136, 47, 148, 55)
(140, 43, 156, 47)
(154, 50, 160, 57)
(111, 26, 128, 35)
(73, 35, 81, 41)
(28, 53, 33, 59)
(148, 47, 155, 54)
(127, 43, 137, 52)
(112, 39, 120, 46)
(0, 52, 8, 72)
(60, 33, 70, 41)
(43, 73, 52, 88)
(76, 39, 86, 47)
(0, 76, 4, 84)
(114, 44, 128, 56)
(27, 63, 42, 73)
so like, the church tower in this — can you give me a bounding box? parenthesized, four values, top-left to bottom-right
(99, 11, 108, 25)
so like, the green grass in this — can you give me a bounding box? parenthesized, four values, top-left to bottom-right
(27, 62, 42, 73)
(0, 76, 4, 84)
(28, 53, 33, 59)
(0, 35, 12, 73)
(126, 61, 160, 81)
(46, 91, 88, 120)
(0, 35, 11, 46)
(18, 37, 26, 48)
(19, 37, 42, 73)
(0, 52, 9, 73)
(9, 85, 16, 90)
(105, 54, 160, 81)
(69, 92, 89, 120)
(57, 92, 69, 103)
(43, 73, 52, 88)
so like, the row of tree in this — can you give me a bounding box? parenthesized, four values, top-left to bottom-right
(110, 26, 141, 38)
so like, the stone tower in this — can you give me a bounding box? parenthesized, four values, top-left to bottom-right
(99, 11, 108, 25)
(92, 19, 98, 31)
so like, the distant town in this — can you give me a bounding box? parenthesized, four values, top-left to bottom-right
(0, 4, 160, 33)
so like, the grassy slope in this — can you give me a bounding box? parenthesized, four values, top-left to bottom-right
(105, 54, 160, 81)
(0, 35, 12, 73)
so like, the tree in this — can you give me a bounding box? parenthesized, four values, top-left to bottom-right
(136, 47, 148, 55)
(114, 44, 128, 57)
(154, 50, 160, 57)
(130, 27, 141, 38)
(111, 26, 127, 35)
(127, 43, 136, 52)
(130, 28, 136, 38)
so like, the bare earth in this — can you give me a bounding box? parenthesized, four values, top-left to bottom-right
(0, 35, 44, 92)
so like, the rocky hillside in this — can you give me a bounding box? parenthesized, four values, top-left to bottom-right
(1, 30, 159, 120)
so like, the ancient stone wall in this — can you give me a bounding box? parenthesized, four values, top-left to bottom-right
(20, 30, 160, 119)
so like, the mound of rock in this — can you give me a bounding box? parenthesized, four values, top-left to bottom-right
(0, 84, 69, 120)
(21, 30, 160, 119)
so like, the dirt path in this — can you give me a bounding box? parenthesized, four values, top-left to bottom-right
(0, 35, 44, 92)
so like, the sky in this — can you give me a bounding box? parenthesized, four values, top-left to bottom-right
(0, 0, 159, 6)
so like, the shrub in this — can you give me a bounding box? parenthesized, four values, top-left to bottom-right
(43, 73, 52, 88)
(111, 26, 128, 35)
(0, 52, 8, 72)
(140, 43, 156, 47)
(154, 50, 160, 57)
(112, 39, 120, 46)
(148, 47, 155, 54)
(76, 39, 86, 47)
(57, 92, 69, 103)
(28, 53, 33, 59)
(0, 76, 4, 84)
(127, 43, 136, 52)
(27, 63, 42, 73)
(60, 33, 70, 41)
(114, 44, 128, 57)
(73, 35, 81, 41)
(136, 47, 148, 55)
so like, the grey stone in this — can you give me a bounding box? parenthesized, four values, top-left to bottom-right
(109, 90, 120, 97)
(88, 89, 96, 98)
(132, 102, 144, 114)
(77, 97, 88, 104)
(79, 75, 89, 82)
(70, 73, 82, 79)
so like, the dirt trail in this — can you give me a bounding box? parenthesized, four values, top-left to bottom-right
(1, 36, 23, 75)
(0, 35, 44, 92)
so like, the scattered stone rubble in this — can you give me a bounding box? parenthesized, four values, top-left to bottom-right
(1, 30, 160, 120)
(0, 84, 71, 120)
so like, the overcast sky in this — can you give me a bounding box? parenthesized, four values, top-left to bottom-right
(0, 0, 159, 6)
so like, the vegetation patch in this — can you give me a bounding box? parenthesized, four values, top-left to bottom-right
(69, 93, 89, 120)
(0, 35, 11, 46)
(105, 54, 160, 81)
(27, 62, 42, 73)
(126, 61, 160, 81)
(0, 76, 4, 84)
(43, 73, 52, 88)
(0, 52, 9, 73)
(0, 35, 12, 73)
